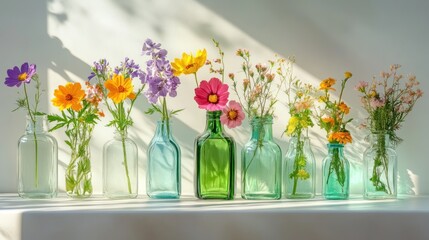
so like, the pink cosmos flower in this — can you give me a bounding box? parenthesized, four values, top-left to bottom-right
(354, 81, 368, 92)
(370, 98, 385, 108)
(220, 100, 245, 128)
(194, 77, 229, 111)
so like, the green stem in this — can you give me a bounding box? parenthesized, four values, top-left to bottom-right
(291, 133, 303, 195)
(24, 84, 39, 188)
(121, 131, 132, 194)
(193, 72, 199, 87)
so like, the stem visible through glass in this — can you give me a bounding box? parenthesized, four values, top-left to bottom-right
(121, 130, 132, 194)
(24, 83, 39, 188)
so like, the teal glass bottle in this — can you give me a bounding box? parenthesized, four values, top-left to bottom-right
(241, 116, 282, 200)
(147, 120, 181, 199)
(195, 110, 235, 200)
(322, 143, 350, 200)
(18, 115, 58, 199)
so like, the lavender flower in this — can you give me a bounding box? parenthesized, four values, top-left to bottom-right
(88, 59, 110, 80)
(5, 63, 37, 87)
(141, 39, 180, 104)
(115, 57, 142, 79)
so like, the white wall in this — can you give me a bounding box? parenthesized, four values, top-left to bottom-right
(1, 0, 428, 195)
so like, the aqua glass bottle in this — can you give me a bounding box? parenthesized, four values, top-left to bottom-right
(363, 132, 397, 200)
(241, 116, 282, 200)
(322, 143, 350, 200)
(195, 110, 235, 200)
(18, 115, 58, 199)
(283, 135, 316, 199)
(147, 120, 181, 199)
(103, 129, 138, 199)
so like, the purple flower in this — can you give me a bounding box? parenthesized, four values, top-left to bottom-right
(115, 57, 141, 79)
(141, 39, 181, 104)
(5, 62, 37, 87)
(89, 59, 110, 80)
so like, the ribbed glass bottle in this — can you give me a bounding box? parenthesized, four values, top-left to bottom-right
(18, 115, 58, 199)
(195, 110, 235, 200)
(147, 120, 181, 199)
(241, 116, 282, 200)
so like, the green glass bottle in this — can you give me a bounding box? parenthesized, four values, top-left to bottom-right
(241, 116, 282, 200)
(195, 110, 235, 199)
(322, 143, 350, 200)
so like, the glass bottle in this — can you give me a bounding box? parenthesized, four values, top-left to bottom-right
(363, 132, 397, 199)
(147, 120, 181, 199)
(322, 143, 350, 200)
(65, 124, 93, 198)
(195, 110, 235, 200)
(18, 115, 58, 199)
(103, 129, 138, 199)
(283, 135, 316, 199)
(241, 116, 282, 200)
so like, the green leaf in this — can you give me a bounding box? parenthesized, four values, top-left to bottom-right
(49, 122, 67, 132)
(34, 111, 46, 116)
(171, 108, 185, 115)
(47, 114, 64, 123)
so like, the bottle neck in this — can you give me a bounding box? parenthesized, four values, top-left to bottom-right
(25, 115, 48, 134)
(369, 132, 394, 148)
(155, 120, 172, 138)
(205, 110, 224, 134)
(327, 143, 344, 154)
(250, 116, 273, 141)
(114, 129, 128, 140)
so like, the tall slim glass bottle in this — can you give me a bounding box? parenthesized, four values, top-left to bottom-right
(18, 115, 58, 199)
(241, 116, 282, 200)
(322, 143, 350, 200)
(147, 120, 181, 199)
(103, 129, 138, 199)
(195, 110, 235, 200)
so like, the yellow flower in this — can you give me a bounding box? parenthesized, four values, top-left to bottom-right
(319, 78, 336, 91)
(328, 131, 353, 144)
(297, 169, 310, 180)
(52, 82, 85, 111)
(286, 116, 299, 135)
(104, 74, 134, 104)
(171, 49, 207, 76)
(344, 71, 352, 79)
(338, 102, 350, 114)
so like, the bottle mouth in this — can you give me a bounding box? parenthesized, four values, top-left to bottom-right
(327, 143, 344, 148)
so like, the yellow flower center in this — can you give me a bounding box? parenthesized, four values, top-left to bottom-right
(118, 86, 125, 93)
(18, 73, 28, 81)
(228, 110, 238, 120)
(65, 94, 73, 101)
(185, 63, 195, 70)
(208, 94, 218, 103)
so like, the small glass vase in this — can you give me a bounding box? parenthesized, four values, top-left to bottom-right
(241, 116, 282, 200)
(65, 124, 94, 198)
(147, 120, 181, 199)
(363, 133, 397, 199)
(195, 110, 235, 200)
(283, 135, 316, 199)
(322, 143, 350, 200)
(103, 129, 138, 199)
(18, 115, 58, 199)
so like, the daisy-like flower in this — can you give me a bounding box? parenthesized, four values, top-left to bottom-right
(104, 74, 134, 104)
(220, 100, 245, 128)
(52, 82, 85, 111)
(319, 78, 336, 91)
(328, 131, 353, 144)
(194, 77, 229, 111)
(4, 62, 37, 87)
(338, 102, 350, 114)
(171, 49, 207, 76)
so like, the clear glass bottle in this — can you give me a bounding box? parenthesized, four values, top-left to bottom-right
(241, 116, 282, 200)
(147, 120, 181, 199)
(103, 129, 138, 199)
(363, 132, 397, 199)
(322, 143, 350, 200)
(283, 135, 316, 199)
(195, 110, 235, 200)
(18, 115, 58, 199)
(65, 124, 93, 198)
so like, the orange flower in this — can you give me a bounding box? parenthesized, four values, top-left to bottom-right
(322, 117, 335, 126)
(104, 74, 134, 104)
(338, 102, 350, 114)
(344, 71, 352, 79)
(319, 78, 336, 91)
(52, 82, 85, 111)
(328, 131, 352, 144)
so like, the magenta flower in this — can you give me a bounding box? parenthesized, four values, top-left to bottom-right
(220, 100, 245, 128)
(4, 63, 36, 87)
(194, 77, 229, 111)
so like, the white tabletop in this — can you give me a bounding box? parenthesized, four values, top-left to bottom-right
(1, 194, 428, 240)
